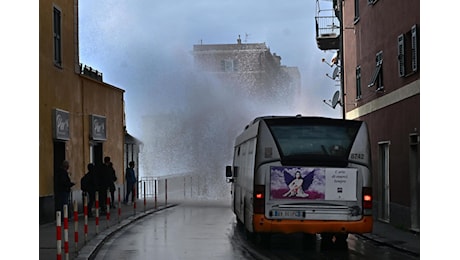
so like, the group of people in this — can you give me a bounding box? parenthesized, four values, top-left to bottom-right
(54, 156, 137, 218)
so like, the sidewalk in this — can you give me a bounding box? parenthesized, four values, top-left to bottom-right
(40, 201, 420, 259)
(359, 220, 420, 257)
(39, 199, 175, 260)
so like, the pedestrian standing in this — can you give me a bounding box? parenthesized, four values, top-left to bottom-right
(95, 157, 111, 215)
(54, 160, 75, 217)
(108, 162, 117, 208)
(124, 161, 137, 204)
(81, 163, 96, 217)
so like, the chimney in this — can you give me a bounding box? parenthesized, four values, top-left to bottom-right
(237, 35, 242, 44)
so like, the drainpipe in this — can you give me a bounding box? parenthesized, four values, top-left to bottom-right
(338, 0, 345, 119)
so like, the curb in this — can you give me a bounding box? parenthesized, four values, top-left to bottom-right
(74, 204, 178, 260)
(357, 233, 420, 257)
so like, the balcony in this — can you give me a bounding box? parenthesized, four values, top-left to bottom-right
(315, 15, 340, 50)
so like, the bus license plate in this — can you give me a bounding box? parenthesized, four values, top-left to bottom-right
(273, 210, 303, 218)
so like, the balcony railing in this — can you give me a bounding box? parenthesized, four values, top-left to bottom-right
(315, 15, 340, 50)
(80, 63, 103, 82)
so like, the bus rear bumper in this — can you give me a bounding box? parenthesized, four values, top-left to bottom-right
(253, 214, 373, 234)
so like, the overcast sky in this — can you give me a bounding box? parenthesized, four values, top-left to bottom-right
(78, 0, 342, 139)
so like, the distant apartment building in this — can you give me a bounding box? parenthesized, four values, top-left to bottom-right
(315, 0, 420, 231)
(192, 37, 300, 108)
(39, 0, 141, 223)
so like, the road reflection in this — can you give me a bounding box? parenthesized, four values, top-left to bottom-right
(94, 201, 418, 260)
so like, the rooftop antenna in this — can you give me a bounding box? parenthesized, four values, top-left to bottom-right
(245, 33, 250, 43)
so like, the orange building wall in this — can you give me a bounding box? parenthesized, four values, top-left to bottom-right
(39, 0, 125, 201)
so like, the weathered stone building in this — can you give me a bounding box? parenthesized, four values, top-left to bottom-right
(193, 37, 300, 107)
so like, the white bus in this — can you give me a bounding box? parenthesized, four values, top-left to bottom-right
(225, 115, 373, 246)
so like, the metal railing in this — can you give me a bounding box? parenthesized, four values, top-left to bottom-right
(136, 173, 200, 203)
(79, 63, 103, 81)
(315, 15, 340, 38)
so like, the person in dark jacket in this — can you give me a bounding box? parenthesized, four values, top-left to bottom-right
(96, 156, 113, 214)
(81, 163, 96, 217)
(124, 161, 137, 204)
(54, 160, 75, 216)
(108, 162, 117, 208)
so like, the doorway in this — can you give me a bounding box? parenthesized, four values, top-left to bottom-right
(53, 141, 66, 211)
(378, 141, 390, 222)
(91, 142, 103, 166)
(409, 133, 420, 231)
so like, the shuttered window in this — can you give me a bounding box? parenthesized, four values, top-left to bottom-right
(397, 24, 418, 77)
(368, 51, 383, 91)
(53, 7, 62, 67)
(356, 66, 362, 100)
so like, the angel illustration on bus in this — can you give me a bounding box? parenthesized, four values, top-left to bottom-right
(270, 166, 325, 200)
(283, 170, 314, 197)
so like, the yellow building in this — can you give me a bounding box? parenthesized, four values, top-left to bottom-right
(39, 0, 126, 223)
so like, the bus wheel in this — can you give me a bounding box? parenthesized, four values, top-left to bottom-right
(236, 217, 243, 228)
(257, 233, 271, 248)
(334, 233, 349, 250)
(320, 233, 334, 250)
(302, 233, 317, 250)
(244, 227, 255, 242)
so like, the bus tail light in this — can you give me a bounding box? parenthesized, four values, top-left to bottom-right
(362, 187, 372, 215)
(254, 185, 265, 214)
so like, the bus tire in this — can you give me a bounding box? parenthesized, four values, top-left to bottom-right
(334, 233, 349, 250)
(257, 233, 271, 248)
(320, 233, 334, 250)
(302, 233, 317, 250)
(244, 228, 255, 242)
(236, 216, 243, 228)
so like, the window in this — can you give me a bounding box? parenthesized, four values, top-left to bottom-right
(221, 59, 236, 72)
(354, 0, 360, 22)
(398, 24, 418, 77)
(267, 120, 362, 160)
(53, 7, 62, 67)
(356, 66, 362, 100)
(368, 51, 383, 91)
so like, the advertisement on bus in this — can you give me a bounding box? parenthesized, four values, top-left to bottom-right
(269, 166, 357, 201)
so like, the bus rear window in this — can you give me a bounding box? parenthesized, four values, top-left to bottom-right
(267, 119, 361, 159)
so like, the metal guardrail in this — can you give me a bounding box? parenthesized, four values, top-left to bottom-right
(136, 173, 200, 202)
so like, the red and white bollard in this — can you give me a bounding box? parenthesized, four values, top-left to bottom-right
(73, 200, 78, 252)
(83, 195, 88, 243)
(63, 204, 69, 260)
(56, 211, 62, 260)
(95, 191, 99, 234)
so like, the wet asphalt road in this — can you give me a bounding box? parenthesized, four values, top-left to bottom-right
(93, 201, 418, 260)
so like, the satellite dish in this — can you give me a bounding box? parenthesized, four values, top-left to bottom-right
(331, 90, 341, 109)
(332, 67, 339, 80)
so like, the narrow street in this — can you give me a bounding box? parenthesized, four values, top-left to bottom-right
(93, 201, 418, 260)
